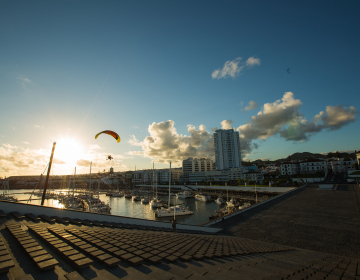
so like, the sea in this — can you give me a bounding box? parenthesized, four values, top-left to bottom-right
(9, 189, 225, 226)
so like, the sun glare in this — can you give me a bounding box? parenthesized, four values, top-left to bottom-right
(54, 138, 84, 169)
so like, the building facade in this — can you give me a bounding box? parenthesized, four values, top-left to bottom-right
(214, 129, 241, 170)
(182, 158, 214, 173)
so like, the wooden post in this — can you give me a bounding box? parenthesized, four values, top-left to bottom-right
(41, 142, 56, 206)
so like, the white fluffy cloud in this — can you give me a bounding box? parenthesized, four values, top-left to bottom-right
(237, 92, 357, 153)
(221, 120, 233, 129)
(246, 57, 261, 66)
(243, 100, 258, 111)
(0, 144, 49, 175)
(211, 56, 260, 79)
(129, 120, 214, 165)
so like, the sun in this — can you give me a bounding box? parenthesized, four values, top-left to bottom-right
(54, 138, 84, 169)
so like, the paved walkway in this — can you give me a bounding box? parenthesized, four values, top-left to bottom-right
(215, 184, 360, 259)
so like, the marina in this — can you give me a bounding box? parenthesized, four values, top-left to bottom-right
(4, 187, 274, 225)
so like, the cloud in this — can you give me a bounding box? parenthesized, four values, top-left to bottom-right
(128, 135, 143, 146)
(23, 142, 29, 144)
(315, 105, 357, 130)
(211, 56, 260, 79)
(243, 100, 258, 111)
(53, 159, 66, 164)
(135, 120, 214, 164)
(0, 142, 130, 176)
(0, 144, 50, 176)
(76, 159, 91, 167)
(17, 76, 32, 89)
(236, 92, 358, 154)
(127, 151, 143, 156)
(34, 125, 44, 129)
(246, 57, 261, 66)
(220, 120, 233, 129)
(89, 144, 102, 150)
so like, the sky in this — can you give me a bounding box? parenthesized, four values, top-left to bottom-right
(1, 0, 359, 177)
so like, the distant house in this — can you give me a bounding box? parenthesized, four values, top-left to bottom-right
(299, 159, 327, 174)
(280, 162, 300, 176)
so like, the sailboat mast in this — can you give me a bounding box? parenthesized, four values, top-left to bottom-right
(41, 141, 56, 206)
(89, 162, 92, 211)
(226, 182, 228, 201)
(168, 162, 171, 208)
(152, 162, 154, 198)
(73, 167, 76, 199)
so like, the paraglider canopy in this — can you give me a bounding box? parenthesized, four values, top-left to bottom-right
(95, 130, 120, 143)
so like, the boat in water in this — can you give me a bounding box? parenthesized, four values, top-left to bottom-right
(195, 194, 212, 201)
(239, 202, 251, 210)
(150, 198, 161, 208)
(155, 205, 194, 217)
(176, 191, 192, 199)
(215, 196, 225, 204)
(226, 197, 237, 207)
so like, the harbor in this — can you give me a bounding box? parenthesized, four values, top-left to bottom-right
(3, 184, 291, 226)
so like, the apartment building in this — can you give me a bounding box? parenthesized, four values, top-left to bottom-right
(214, 129, 241, 170)
(182, 158, 214, 173)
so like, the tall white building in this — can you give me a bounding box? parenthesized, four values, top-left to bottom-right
(214, 129, 241, 170)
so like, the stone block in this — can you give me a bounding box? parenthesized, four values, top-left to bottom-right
(53, 242, 68, 248)
(0, 250, 8, 256)
(148, 256, 162, 264)
(29, 250, 48, 258)
(89, 250, 105, 257)
(64, 271, 85, 280)
(0, 260, 15, 273)
(25, 246, 43, 253)
(63, 249, 80, 257)
(74, 258, 93, 268)
(128, 256, 143, 266)
(97, 253, 112, 262)
(104, 257, 121, 267)
(37, 258, 58, 271)
(33, 254, 53, 263)
(166, 255, 179, 263)
(84, 247, 97, 253)
(0, 254, 12, 262)
(58, 246, 73, 252)
(119, 253, 135, 261)
(69, 253, 86, 261)
(180, 255, 192, 262)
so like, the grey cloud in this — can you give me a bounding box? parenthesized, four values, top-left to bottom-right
(317, 105, 357, 130)
(237, 92, 357, 149)
(243, 100, 258, 111)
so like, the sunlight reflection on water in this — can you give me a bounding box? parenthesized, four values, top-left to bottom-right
(10, 189, 223, 225)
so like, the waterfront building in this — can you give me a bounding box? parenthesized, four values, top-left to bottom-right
(180, 170, 229, 183)
(299, 159, 327, 174)
(182, 158, 214, 173)
(214, 128, 241, 170)
(280, 162, 300, 176)
(240, 171, 264, 182)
